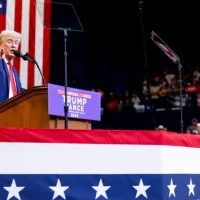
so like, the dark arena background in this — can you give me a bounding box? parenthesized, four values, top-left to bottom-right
(49, 0, 200, 132)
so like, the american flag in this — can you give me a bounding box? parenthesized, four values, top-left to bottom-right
(0, 0, 51, 89)
(151, 31, 180, 64)
(0, 128, 199, 200)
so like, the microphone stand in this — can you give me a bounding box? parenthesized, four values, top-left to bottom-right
(22, 53, 46, 85)
(177, 61, 184, 133)
(139, 0, 157, 129)
(58, 28, 69, 129)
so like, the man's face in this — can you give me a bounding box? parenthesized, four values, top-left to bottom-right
(192, 120, 197, 126)
(0, 34, 20, 61)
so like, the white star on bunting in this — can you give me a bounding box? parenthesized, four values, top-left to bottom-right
(187, 178, 195, 196)
(49, 179, 69, 200)
(3, 179, 25, 200)
(92, 179, 111, 199)
(0, 4, 2, 8)
(132, 178, 151, 198)
(168, 179, 177, 197)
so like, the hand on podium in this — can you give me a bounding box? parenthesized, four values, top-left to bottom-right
(0, 47, 5, 59)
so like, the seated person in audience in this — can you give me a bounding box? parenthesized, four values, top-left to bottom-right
(197, 123, 200, 134)
(123, 97, 133, 112)
(106, 92, 118, 112)
(131, 93, 141, 109)
(186, 118, 198, 134)
(150, 77, 160, 108)
(156, 125, 167, 131)
(159, 81, 168, 108)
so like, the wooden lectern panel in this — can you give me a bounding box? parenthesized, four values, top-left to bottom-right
(49, 116, 91, 129)
(0, 86, 91, 130)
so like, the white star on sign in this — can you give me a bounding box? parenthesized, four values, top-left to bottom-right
(187, 178, 195, 196)
(132, 178, 151, 198)
(167, 179, 177, 197)
(49, 179, 69, 200)
(3, 179, 25, 200)
(92, 179, 111, 199)
(0, 4, 2, 9)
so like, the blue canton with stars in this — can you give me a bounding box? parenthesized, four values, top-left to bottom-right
(0, 0, 6, 15)
(0, 174, 198, 200)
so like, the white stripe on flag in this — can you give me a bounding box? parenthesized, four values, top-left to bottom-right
(20, 0, 30, 88)
(6, 0, 15, 30)
(35, 0, 44, 86)
(1, 143, 200, 174)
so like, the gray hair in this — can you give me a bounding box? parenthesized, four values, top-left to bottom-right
(0, 30, 21, 45)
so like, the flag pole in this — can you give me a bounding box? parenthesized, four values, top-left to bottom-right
(150, 31, 184, 133)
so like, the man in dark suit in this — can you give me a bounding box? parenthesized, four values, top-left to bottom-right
(0, 30, 24, 103)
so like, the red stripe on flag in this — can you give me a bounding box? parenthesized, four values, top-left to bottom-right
(13, 0, 22, 75)
(43, 0, 52, 84)
(28, 0, 36, 88)
(0, 14, 6, 32)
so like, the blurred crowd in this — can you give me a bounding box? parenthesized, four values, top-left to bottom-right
(93, 65, 200, 113)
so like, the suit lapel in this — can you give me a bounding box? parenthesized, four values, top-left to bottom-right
(1, 59, 10, 89)
(1, 59, 21, 93)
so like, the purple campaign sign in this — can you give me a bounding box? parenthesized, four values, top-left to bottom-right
(48, 83, 101, 121)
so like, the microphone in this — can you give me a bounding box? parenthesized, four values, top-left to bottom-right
(12, 50, 46, 85)
(12, 50, 29, 61)
(12, 50, 23, 57)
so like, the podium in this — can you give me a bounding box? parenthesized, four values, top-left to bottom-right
(0, 86, 91, 130)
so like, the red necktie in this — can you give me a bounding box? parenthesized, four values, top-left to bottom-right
(7, 61, 17, 96)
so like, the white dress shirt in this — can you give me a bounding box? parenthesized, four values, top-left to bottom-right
(4, 58, 16, 98)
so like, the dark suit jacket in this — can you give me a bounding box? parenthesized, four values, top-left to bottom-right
(0, 59, 24, 103)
